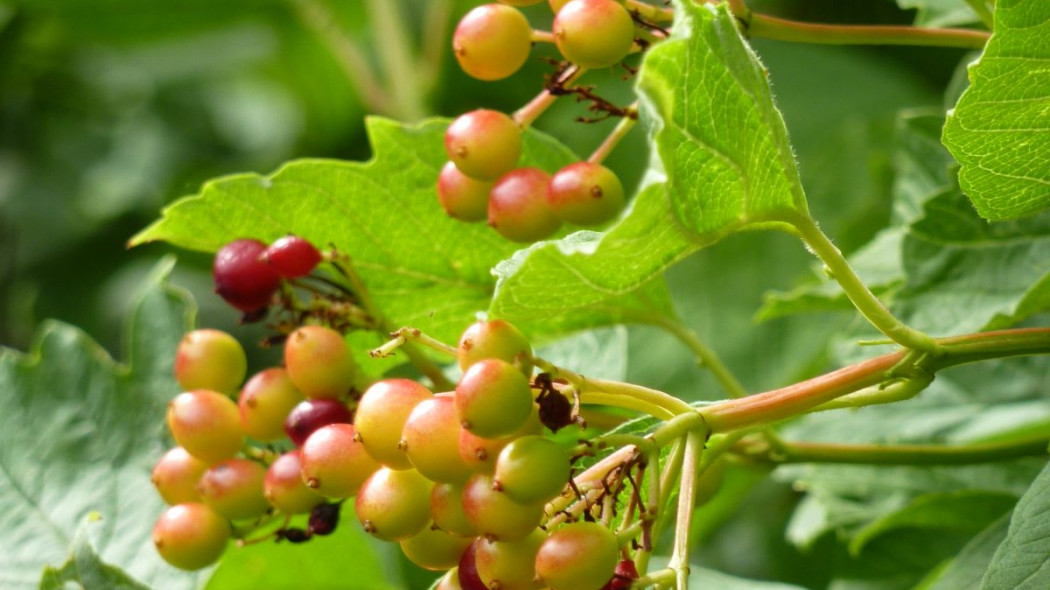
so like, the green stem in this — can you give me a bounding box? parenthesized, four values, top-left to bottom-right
(366, 0, 426, 121)
(645, 313, 748, 398)
(962, 0, 995, 29)
(419, 0, 453, 92)
(791, 214, 942, 354)
(737, 433, 1050, 466)
(585, 376, 695, 415)
(636, 438, 685, 575)
(622, 0, 675, 23)
(632, 568, 677, 589)
(745, 13, 990, 48)
(670, 430, 705, 589)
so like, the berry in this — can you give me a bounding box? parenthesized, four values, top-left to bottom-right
(300, 423, 379, 498)
(437, 568, 465, 590)
(494, 435, 571, 504)
(151, 447, 209, 505)
(174, 329, 247, 395)
(553, 0, 635, 69)
(152, 503, 230, 571)
(600, 560, 639, 590)
(534, 522, 619, 590)
(262, 235, 322, 278)
(283, 398, 353, 447)
(457, 319, 533, 375)
(167, 390, 244, 464)
(399, 525, 475, 571)
(401, 394, 474, 484)
(308, 501, 342, 536)
(213, 239, 281, 313)
(458, 404, 543, 474)
(355, 467, 434, 541)
(445, 110, 522, 181)
(462, 473, 544, 541)
(453, 4, 533, 81)
(431, 482, 477, 537)
(546, 162, 626, 226)
(455, 359, 534, 438)
(438, 161, 494, 222)
(488, 168, 562, 243)
(264, 451, 324, 514)
(197, 458, 270, 520)
(475, 531, 547, 590)
(549, 0, 571, 11)
(283, 325, 358, 400)
(355, 378, 433, 469)
(500, 0, 545, 5)
(458, 540, 487, 590)
(239, 368, 305, 442)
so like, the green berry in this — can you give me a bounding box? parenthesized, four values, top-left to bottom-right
(494, 435, 571, 504)
(399, 525, 475, 571)
(453, 4, 533, 81)
(197, 458, 269, 520)
(174, 329, 247, 396)
(283, 325, 358, 400)
(264, 450, 325, 514)
(151, 447, 209, 505)
(153, 503, 230, 571)
(238, 368, 304, 442)
(355, 467, 434, 541)
(553, 0, 635, 68)
(445, 110, 523, 181)
(455, 359, 534, 438)
(355, 378, 433, 469)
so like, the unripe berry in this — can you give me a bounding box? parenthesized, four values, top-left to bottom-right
(355, 467, 434, 541)
(399, 525, 475, 571)
(431, 482, 477, 537)
(401, 394, 474, 484)
(437, 568, 465, 590)
(476, 531, 547, 590)
(488, 168, 562, 243)
(494, 435, 571, 504)
(455, 359, 534, 439)
(264, 450, 325, 514)
(239, 368, 304, 442)
(174, 329, 247, 396)
(457, 319, 533, 375)
(261, 235, 323, 278)
(152, 447, 209, 505)
(153, 503, 230, 571)
(459, 404, 543, 474)
(534, 521, 619, 590)
(500, 0, 545, 5)
(213, 239, 281, 313)
(355, 379, 433, 469)
(283, 325, 358, 400)
(197, 458, 269, 520)
(547, 162, 626, 226)
(167, 390, 244, 464)
(462, 473, 544, 541)
(553, 0, 635, 69)
(438, 161, 494, 222)
(445, 110, 522, 181)
(453, 4, 533, 81)
(283, 398, 353, 447)
(549, 0, 571, 12)
(300, 423, 379, 499)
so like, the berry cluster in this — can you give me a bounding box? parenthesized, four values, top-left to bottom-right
(438, 0, 673, 242)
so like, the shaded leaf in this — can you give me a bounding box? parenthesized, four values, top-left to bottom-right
(39, 520, 151, 590)
(920, 514, 1009, 590)
(896, 0, 981, 27)
(980, 461, 1050, 589)
(943, 0, 1050, 219)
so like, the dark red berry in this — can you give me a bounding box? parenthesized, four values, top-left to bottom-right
(213, 239, 282, 312)
(458, 540, 487, 590)
(283, 398, 353, 447)
(308, 502, 342, 536)
(276, 527, 312, 543)
(600, 559, 639, 590)
(262, 235, 323, 278)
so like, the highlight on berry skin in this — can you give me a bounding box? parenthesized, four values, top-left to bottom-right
(453, 4, 534, 81)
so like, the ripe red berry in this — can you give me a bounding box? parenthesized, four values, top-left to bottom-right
(213, 239, 281, 313)
(453, 4, 533, 81)
(438, 161, 494, 222)
(262, 235, 323, 278)
(153, 503, 230, 571)
(458, 540, 488, 590)
(283, 398, 353, 447)
(488, 168, 562, 243)
(174, 329, 247, 396)
(445, 110, 522, 181)
(553, 0, 635, 69)
(547, 162, 626, 226)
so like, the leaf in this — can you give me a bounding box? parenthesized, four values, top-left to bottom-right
(687, 566, 810, 589)
(919, 514, 1009, 590)
(490, 2, 807, 333)
(39, 520, 151, 590)
(0, 257, 204, 590)
(535, 326, 629, 383)
(896, 0, 981, 28)
(979, 461, 1050, 589)
(131, 117, 576, 353)
(942, 0, 1050, 219)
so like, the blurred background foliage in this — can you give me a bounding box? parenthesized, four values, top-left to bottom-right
(0, 0, 978, 587)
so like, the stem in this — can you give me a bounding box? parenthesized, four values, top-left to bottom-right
(962, 0, 995, 29)
(632, 569, 677, 588)
(369, 327, 459, 359)
(585, 377, 695, 416)
(419, 0, 453, 91)
(288, 0, 391, 115)
(531, 30, 557, 44)
(745, 13, 991, 49)
(645, 313, 748, 399)
(366, 0, 426, 121)
(670, 430, 705, 589)
(588, 106, 639, 165)
(623, 0, 675, 23)
(512, 66, 586, 129)
(737, 433, 1050, 466)
(791, 214, 942, 354)
(815, 374, 933, 411)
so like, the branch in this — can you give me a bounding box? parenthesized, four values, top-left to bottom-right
(745, 13, 991, 49)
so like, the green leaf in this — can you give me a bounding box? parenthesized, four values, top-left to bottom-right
(687, 566, 810, 589)
(0, 257, 203, 590)
(490, 2, 807, 333)
(919, 514, 1009, 590)
(896, 0, 981, 27)
(39, 520, 151, 590)
(535, 326, 629, 383)
(942, 0, 1050, 219)
(131, 117, 576, 353)
(980, 461, 1050, 589)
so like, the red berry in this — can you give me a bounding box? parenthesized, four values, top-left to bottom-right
(546, 162, 626, 226)
(197, 458, 270, 520)
(213, 239, 281, 313)
(438, 161, 494, 222)
(534, 522, 619, 590)
(283, 398, 353, 447)
(453, 4, 533, 81)
(458, 540, 488, 590)
(445, 110, 522, 181)
(262, 235, 323, 278)
(488, 168, 562, 243)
